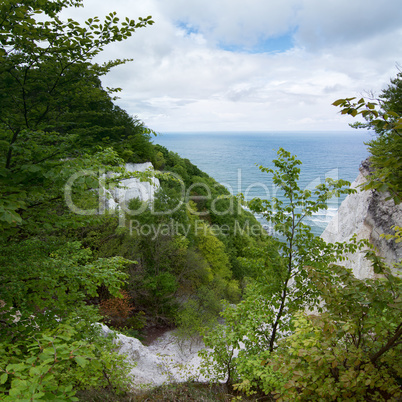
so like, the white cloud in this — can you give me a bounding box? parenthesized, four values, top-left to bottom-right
(295, 0, 402, 50)
(61, 0, 402, 131)
(158, 0, 300, 47)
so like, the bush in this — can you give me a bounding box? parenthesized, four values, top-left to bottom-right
(100, 291, 135, 329)
(270, 258, 402, 402)
(0, 322, 135, 401)
(272, 311, 401, 402)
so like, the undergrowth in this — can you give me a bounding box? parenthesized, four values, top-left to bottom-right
(76, 382, 272, 401)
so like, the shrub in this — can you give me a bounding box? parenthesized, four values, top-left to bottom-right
(100, 291, 135, 329)
(0, 322, 134, 401)
(271, 259, 402, 402)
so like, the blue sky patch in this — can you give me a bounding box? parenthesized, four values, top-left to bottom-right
(220, 31, 295, 54)
(176, 21, 200, 36)
(176, 20, 295, 54)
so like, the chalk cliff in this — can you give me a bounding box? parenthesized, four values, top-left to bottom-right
(100, 324, 206, 388)
(102, 162, 160, 211)
(321, 160, 402, 279)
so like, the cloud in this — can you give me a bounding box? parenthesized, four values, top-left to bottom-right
(294, 0, 402, 50)
(158, 0, 300, 48)
(60, 0, 402, 131)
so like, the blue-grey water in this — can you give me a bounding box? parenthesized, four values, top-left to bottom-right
(154, 131, 370, 235)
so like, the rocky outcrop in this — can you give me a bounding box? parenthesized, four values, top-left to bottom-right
(102, 162, 160, 211)
(321, 160, 402, 279)
(100, 324, 206, 388)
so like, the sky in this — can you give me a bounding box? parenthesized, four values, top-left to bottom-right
(63, 0, 402, 132)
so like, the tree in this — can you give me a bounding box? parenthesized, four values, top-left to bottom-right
(333, 71, 402, 204)
(0, 0, 153, 141)
(246, 148, 356, 352)
(0, 1, 155, 397)
(200, 150, 401, 399)
(200, 149, 357, 390)
(0, 0, 154, 230)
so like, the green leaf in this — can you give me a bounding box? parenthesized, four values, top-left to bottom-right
(0, 373, 7, 384)
(74, 355, 88, 368)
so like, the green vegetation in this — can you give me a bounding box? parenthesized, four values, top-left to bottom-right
(333, 71, 402, 204)
(0, 1, 265, 399)
(0, 1, 400, 400)
(76, 382, 257, 401)
(199, 150, 401, 401)
(195, 75, 402, 400)
(271, 259, 401, 401)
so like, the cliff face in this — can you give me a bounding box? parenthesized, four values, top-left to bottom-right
(102, 162, 160, 211)
(321, 161, 402, 279)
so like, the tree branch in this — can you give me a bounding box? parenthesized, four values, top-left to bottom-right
(370, 322, 402, 365)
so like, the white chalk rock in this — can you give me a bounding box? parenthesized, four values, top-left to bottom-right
(321, 160, 402, 279)
(99, 324, 207, 388)
(102, 162, 160, 212)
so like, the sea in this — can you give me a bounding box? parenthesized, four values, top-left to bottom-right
(154, 131, 371, 236)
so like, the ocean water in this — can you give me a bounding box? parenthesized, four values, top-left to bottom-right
(154, 131, 370, 235)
